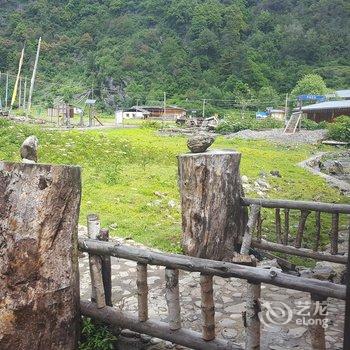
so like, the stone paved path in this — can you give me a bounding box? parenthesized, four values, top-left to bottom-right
(79, 238, 345, 350)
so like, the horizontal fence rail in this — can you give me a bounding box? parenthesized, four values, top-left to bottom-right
(78, 239, 346, 300)
(241, 197, 350, 214)
(80, 301, 242, 350)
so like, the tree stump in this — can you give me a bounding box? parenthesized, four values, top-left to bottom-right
(0, 162, 81, 350)
(178, 150, 247, 260)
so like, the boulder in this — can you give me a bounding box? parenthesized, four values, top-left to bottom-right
(187, 135, 215, 153)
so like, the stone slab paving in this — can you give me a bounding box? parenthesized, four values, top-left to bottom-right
(79, 241, 345, 350)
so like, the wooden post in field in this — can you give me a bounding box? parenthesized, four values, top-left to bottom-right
(98, 228, 112, 306)
(178, 148, 247, 342)
(178, 150, 247, 260)
(0, 161, 81, 350)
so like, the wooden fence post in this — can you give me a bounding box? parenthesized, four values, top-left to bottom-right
(178, 150, 247, 260)
(309, 294, 327, 350)
(98, 228, 112, 306)
(0, 162, 81, 350)
(137, 263, 148, 322)
(165, 268, 181, 330)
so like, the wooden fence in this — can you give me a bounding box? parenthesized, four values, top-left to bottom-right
(78, 150, 350, 350)
(78, 197, 349, 350)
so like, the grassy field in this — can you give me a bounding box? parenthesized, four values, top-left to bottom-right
(0, 119, 348, 253)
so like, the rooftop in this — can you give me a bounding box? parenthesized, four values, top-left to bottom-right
(301, 100, 350, 111)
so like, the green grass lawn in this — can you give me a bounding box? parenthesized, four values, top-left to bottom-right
(0, 119, 348, 253)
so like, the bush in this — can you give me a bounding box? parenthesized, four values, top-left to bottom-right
(141, 120, 162, 129)
(301, 118, 327, 130)
(216, 115, 283, 134)
(79, 317, 117, 350)
(327, 116, 350, 142)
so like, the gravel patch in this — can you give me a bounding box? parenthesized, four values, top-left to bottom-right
(226, 129, 328, 145)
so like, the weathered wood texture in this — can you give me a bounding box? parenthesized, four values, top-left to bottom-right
(137, 263, 148, 322)
(179, 150, 247, 260)
(80, 301, 243, 350)
(283, 208, 290, 245)
(241, 197, 350, 214)
(89, 254, 106, 308)
(240, 205, 261, 255)
(314, 211, 321, 252)
(98, 228, 112, 306)
(0, 162, 81, 350)
(309, 295, 327, 350)
(244, 282, 261, 350)
(331, 213, 339, 255)
(294, 210, 311, 248)
(200, 274, 215, 341)
(275, 208, 282, 244)
(251, 239, 347, 264)
(78, 239, 346, 300)
(165, 268, 181, 330)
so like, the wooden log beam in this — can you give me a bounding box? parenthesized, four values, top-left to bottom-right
(251, 239, 347, 265)
(89, 253, 106, 308)
(98, 228, 112, 306)
(244, 282, 261, 350)
(78, 239, 346, 300)
(80, 301, 242, 350)
(314, 211, 321, 252)
(240, 205, 261, 255)
(200, 274, 215, 341)
(0, 162, 81, 350)
(331, 213, 339, 255)
(137, 263, 148, 322)
(241, 197, 350, 214)
(284, 208, 290, 245)
(295, 210, 310, 248)
(275, 208, 282, 244)
(165, 268, 181, 330)
(309, 294, 327, 350)
(178, 150, 247, 260)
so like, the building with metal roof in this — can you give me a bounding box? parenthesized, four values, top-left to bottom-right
(301, 100, 350, 122)
(336, 90, 350, 100)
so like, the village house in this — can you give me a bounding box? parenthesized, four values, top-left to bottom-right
(301, 100, 350, 123)
(120, 105, 186, 120)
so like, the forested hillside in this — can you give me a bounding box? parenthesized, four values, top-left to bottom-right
(0, 0, 349, 109)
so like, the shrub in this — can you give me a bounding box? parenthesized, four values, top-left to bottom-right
(301, 118, 327, 130)
(79, 317, 117, 350)
(141, 120, 162, 129)
(327, 116, 350, 142)
(216, 115, 283, 134)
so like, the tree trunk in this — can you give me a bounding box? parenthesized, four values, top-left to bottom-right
(178, 150, 247, 261)
(0, 162, 81, 350)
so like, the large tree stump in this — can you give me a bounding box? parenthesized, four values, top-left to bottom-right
(178, 150, 247, 260)
(0, 162, 81, 350)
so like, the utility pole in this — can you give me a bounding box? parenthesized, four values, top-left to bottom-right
(162, 91, 166, 127)
(11, 46, 25, 110)
(27, 37, 42, 116)
(5, 72, 9, 109)
(202, 99, 206, 118)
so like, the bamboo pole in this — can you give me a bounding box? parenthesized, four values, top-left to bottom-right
(10, 46, 25, 110)
(331, 213, 339, 255)
(200, 274, 215, 341)
(27, 37, 41, 115)
(165, 268, 181, 330)
(23, 77, 27, 110)
(137, 263, 148, 322)
(294, 210, 310, 248)
(314, 211, 321, 252)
